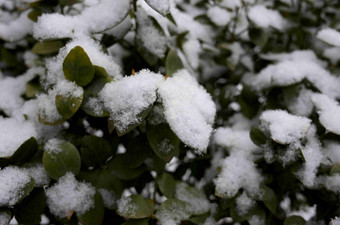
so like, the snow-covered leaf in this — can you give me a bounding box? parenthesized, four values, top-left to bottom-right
(117, 195, 154, 219)
(145, 0, 170, 16)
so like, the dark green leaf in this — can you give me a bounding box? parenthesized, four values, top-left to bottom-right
(284, 215, 306, 225)
(80, 135, 112, 167)
(249, 27, 268, 48)
(189, 212, 210, 224)
(63, 46, 94, 86)
(9, 137, 38, 166)
(250, 127, 267, 146)
(259, 185, 277, 214)
(155, 198, 191, 222)
(117, 195, 154, 219)
(107, 155, 146, 180)
(27, 9, 42, 22)
(55, 91, 83, 119)
(15, 188, 46, 225)
(146, 123, 180, 162)
(42, 141, 81, 180)
(165, 49, 184, 76)
(122, 218, 149, 225)
(78, 192, 105, 225)
(32, 41, 63, 55)
(156, 173, 176, 198)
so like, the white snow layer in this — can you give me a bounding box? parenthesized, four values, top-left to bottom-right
(260, 110, 311, 144)
(158, 69, 216, 153)
(316, 28, 340, 47)
(0, 166, 32, 207)
(45, 173, 95, 218)
(207, 6, 232, 27)
(0, 11, 33, 42)
(100, 69, 162, 133)
(248, 5, 287, 31)
(145, 0, 170, 15)
(0, 117, 37, 158)
(311, 93, 340, 135)
(33, 0, 129, 39)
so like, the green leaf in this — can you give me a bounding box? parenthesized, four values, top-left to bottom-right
(94, 65, 111, 80)
(78, 192, 105, 225)
(55, 91, 83, 119)
(124, 136, 152, 169)
(249, 27, 268, 48)
(165, 49, 184, 76)
(9, 137, 38, 166)
(58, 0, 81, 6)
(63, 46, 95, 86)
(16, 176, 35, 206)
(330, 163, 340, 175)
(284, 215, 306, 225)
(229, 202, 247, 223)
(259, 185, 277, 214)
(80, 135, 112, 167)
(146, 123, 180, 162)
(250, 127, 267, 146)
(117, 195, 154, 219)
(27, 9, 42, 22)
(32, 41, 63, 55)
(107, 155, 146, 180)
(15, 188, 46, 225)
(122, 218, 149, 225)
(42, 141, 81, 180)
(189, 212, 210, 224)
(156, 173, 176, 198)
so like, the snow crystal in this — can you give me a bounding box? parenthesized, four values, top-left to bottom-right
(136, 8, 167, 58)
(45, 173, 95, 218)
(117, 196, 139, 217)
(155, 199, 191, 225)
(316, 28, 340, 47)
(248, 215, 264, 225)
(316, 174, 340, 193)
(33, 0, 129, 39)
(183, 39, 201, 69)
(0, 11, 32, 42)
(236, 192, 255, 216)
(175, 182, 210, 215)
(0, 166, 32, 207)
(259, 110, 311, 145)
(248, 5, 287, 31)
(285, 87, 314, 117)
(207, 6, 232, 27)
(0, 211, 10, 225)
(145, 0, 170, 15)
(330, 217, 340, 225)
(147, 104, 166, 125)
(214, 153, 263, 198)
(296, 126, 323, 186)
(100, 69, 162, 133)
(98, 188, 116, 208)
(44, 138, 63, 154)
(158, 138, 174, 154)
(214, 127, 259, 157)
(37, 90, 63, 124)
(311, 94, 340, 135)
(55, 80, 83, 98)
(158, 69, 216, 153)
(24, 163, 50, 187)
(324, 141, 340, 164)
(0, 117, 37, 158)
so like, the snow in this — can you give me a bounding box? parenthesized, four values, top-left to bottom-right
(0, 11, 32, 42)
(100, 69, 162, 133)
(324, 141, 340, 164)
(214, 152, 263, 198)
(175, 182, 210, 215)
(45, 173, 95, 218)
(0, 117, 37, 158)
(136, 8, 167, 58)
(117, 196, 138, 217)
(55, 80, 83, 98)
(248, 5, 287, 31)
(0, 166, 32, 207)
(316, 174, 340, 193)
(331, 217, 340, 225)
(285, 87, 314, 117)
(296, 126, 323, 186)
(183, 39, 201, 69)
(323, 47, 340, 64)
(37, 89, 63, 124)
(0, 211, 10, 225)
(207, 6, 232, 27)
(98, 188, 116, 208)
(214, 127, 259, 157)
(158, 69, 216, 153)
(259, 110, 311, 145)
(145, 0, 170, 16)
(33, 0, 129, 39)
(24, 163, 50, 187)
(316, 28, 340, 47)
(311, 94, 340, 135)
(158, 139, 174, 154)
(44, 138, 63, 154)
(155, 199, 191, 225)
(236, 192, 255, 215)
(147, 104, 166, 125)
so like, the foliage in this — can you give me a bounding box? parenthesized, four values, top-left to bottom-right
(1, 0, 340, 225)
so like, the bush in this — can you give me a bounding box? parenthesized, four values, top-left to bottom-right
(1, 0, 340, 224)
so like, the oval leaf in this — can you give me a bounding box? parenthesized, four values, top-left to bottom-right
(156, 173, 176, 198)
(63, 46, 95, 86)
(80, 135, 112, 167)
(145, 0, 170, 16)
(78, 192, 105, 225)
(117, 195, 154, 219)
(9, 137, 38, 166)
(32, 41, 63, 55)
(165, 49, 184, 76)
(250, 127, 267, 146)
(43, 141, 81, 180)
(284, 215, 306, 225)
(55, 92, 83, 119)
